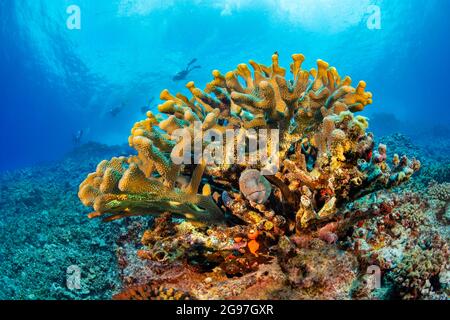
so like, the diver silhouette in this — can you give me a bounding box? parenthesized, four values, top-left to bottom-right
(173, 58, 201, 81)
(108, 102, 126, 118)
(72, 129, 83, 145)
(141, 97, 155, 114)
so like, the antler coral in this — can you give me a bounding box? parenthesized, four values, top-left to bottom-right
(78, 53, 419, 235)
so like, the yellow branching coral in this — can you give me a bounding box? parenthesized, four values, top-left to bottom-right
(79, 53, 419, 233)
(78, 153, 223, 223)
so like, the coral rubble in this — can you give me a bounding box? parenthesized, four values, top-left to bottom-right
(78, 54, 440, 300)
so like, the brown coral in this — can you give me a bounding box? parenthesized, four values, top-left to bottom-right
(392, 235, 448, 299)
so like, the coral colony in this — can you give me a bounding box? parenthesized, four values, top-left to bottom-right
(78, 53, 444, 300)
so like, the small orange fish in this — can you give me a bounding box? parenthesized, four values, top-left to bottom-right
(248, 239, 260, 256)
(247, 230, 260, 256)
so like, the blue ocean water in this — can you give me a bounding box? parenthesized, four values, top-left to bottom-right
(0, 0, 449, 171)
(1, 1, 450, 301)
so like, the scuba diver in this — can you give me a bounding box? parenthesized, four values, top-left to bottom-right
(108, 102, 125, 118)
(141, 96, 155, 114)
(72, 129, 83, 145)
(173, 58, 201, 81)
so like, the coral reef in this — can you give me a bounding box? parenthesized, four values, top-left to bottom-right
(0, 143, 129, 299)
(76, 53, 433, 300)
(110, 131, 448, 300)
(345, 190, 449, 300)
(279, 237, 358, 299)
(79, 53, 419, 233)
(391, 235, 448, 299)
(0, 132, 446, 300)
